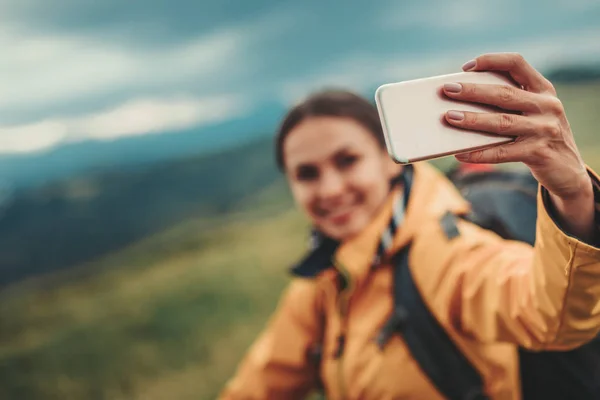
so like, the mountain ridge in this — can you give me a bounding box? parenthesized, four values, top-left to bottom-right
(0, 134, 289, 288)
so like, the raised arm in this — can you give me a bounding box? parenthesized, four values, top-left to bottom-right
(414, 52, 600, 348)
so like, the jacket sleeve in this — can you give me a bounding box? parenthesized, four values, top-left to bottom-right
(219, 278, 322, 400)
(413, 167, 600, 351)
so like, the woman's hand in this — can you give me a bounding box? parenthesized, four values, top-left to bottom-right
(442, 52, 595, 241)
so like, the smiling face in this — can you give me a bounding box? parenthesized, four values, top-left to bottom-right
(283, 116, 400, 241)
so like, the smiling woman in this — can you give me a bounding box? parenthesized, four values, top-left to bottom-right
(275, 91, 401, 240)
(219, 52, 600, 400)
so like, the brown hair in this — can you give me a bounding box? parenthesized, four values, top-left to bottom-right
(274, 89, 386, 170)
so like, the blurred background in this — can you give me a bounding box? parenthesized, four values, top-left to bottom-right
(1, 0, 599, 399)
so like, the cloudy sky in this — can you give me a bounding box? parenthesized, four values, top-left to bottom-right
(1, 0, 599, 155)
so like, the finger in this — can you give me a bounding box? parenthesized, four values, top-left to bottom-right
(455, 142, 534, 164)
(462, 53, 553, 94)
(445, 110, 538, 137)
(443, 82, 550, 114)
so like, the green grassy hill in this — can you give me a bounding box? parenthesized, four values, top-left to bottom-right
(0, 186, 309, 400)
(0, 80, 599, 400)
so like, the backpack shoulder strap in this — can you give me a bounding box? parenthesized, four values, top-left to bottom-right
(380, 235, 489, 400)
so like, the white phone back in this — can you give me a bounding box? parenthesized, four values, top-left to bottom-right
(374, 71, 518, 164)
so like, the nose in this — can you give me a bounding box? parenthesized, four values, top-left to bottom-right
(317, 168, 345, 202)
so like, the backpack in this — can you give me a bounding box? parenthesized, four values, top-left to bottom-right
(375, 165, 600, 400)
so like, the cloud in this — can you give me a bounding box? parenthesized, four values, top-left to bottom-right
(0, 4, 297, 154)
(277, 26, 600, 104)
(381, 0, 513, 31)
(0, 94, 250, 154)
(279, 57, 380, 103)
(0, 27, 245, 114)
(381, 28, 600, 80)
(379, 0, 598, 34)
(0, 121, 68, 154)
(0, 4, 294, 121)
(551, 0, 600, 12)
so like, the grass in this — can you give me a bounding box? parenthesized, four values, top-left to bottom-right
(0, 80, 599, 400)
(0, 205, 310, 400)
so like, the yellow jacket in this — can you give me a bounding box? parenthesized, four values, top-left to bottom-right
(220, 162, 600, 400)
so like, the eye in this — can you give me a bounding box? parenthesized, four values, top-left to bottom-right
(296, 165, 319, 181)
(336, 154, 358, 169)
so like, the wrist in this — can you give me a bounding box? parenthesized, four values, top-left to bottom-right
(548, 174, 595, 242)
(555, 172, 593, 202)
(559, 167, 594, 201)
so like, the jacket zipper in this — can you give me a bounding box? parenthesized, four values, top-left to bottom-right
(333, 258, 353, 400)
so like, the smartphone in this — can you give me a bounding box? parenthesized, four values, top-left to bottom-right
(374, 71, 520, 164)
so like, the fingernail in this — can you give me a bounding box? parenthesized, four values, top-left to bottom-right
(444, 83, 462, 93)
(462, 59, 476, 71)
(456, 153, 470, 160)
(447, 111, 464, 120)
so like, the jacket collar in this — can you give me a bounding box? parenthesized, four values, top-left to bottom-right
(290, 162, 471, 283)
